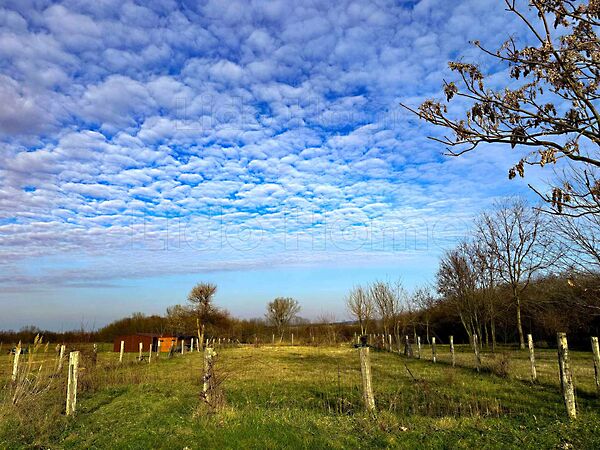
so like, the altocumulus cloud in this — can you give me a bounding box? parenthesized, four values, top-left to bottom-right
(0, 0, 538, 295)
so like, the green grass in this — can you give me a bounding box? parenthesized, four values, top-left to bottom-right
(1, 344, 600, 449)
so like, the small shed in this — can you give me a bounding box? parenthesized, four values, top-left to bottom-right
(157, 336, 178, 352)
(113, 333, 160, 353)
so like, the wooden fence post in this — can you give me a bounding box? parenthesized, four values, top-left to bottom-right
(528, 334, 537, 382)
(388, 334, 392, 352)
(66, 351, 80, 416)
(148, 342, 152, 363)
(119, 340, 124, 363)
(432, 337, 437, 363)
(557, 332, 577, 420)
(11, 343, 21, 382)
(291, 333, 294, 346)
(138, 342, 143, 361)
(359, 345, 375, 412)
(272, 334, 275, 344)
(473, 334, 481, 373)
(417, 336, 421, 359)
(592, 336, 600, 394)
(203, 347, 216, 404)
(449, 336, 455, 367)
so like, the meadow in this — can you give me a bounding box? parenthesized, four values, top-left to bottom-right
(1, 341, 600, 449)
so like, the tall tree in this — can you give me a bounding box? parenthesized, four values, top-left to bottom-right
(437, 241, 483, 344)
(187, 282, 217, 349)
(404, 0, 600, 215)
(370, 280, 403, 350)
(477, 199, 555, 349)
(412, 284, 436, 344)
(346, 285, 374, 335)
(266, 297, 301, 342)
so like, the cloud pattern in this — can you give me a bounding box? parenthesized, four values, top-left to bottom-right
(0, 0, 540, 323)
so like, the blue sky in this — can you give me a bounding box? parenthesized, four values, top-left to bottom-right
(0, 0, 546, 330)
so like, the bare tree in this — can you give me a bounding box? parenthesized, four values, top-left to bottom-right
(346, 285, 374, 335)
(412, 284, 436, 344)
(437, 241, 483, 345)
(266, 297, 301, 342)
(478, 199, 556, 349)
(558, 213, 600, 273)
(469, 238, 501, 351)
(370, 280, 403, 350)
(317, 312, 340, 345)
(403, 0, 600, 215)
(188, 282, 217, 348)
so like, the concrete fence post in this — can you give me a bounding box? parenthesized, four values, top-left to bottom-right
(557, 332, 577, 420)
(66, 351, 80, 416)
(405, 335, 413, 357)
(56, 344, 66, 373)
(450, 336, 455, 367)
(528, 334, 537, 382)
(359, 344, 375, 412)
(119, 340, 124, 363)
(592, 337, 600, 394)
(11, 342, 21, 382)
(473, 334, 481, 373)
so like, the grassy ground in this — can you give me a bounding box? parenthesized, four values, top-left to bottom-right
(1, 343, 599, 449)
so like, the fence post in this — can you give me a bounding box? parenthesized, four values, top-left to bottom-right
(388, 334, 392, 352)
(405, 335, 413, 357)
(119, 340, 124, 363)
(592, 337, 600, 394)
(11, 342, 21, 382)
(450, 336, 455, 367)
(432, 337, 437, 363)
(358, 342, 375, 412)
(528, 334, 537, 382)
(557, 332, 577, 420)
(148, 342, 152, 363)
(417, 336, 421, 359)
(473, 334, 481, 373)
(291, 333, 294, 346)
(138, 342, 143, 361)
(57, 344, 66, 372)
(272, 334, 275, 345)
(203, 347, 216, 404)
(66, 351, 80, 416)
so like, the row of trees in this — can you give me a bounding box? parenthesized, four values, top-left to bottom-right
(436, 197, 600, 350)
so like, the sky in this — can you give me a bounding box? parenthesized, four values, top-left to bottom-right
(0, 0, 547, 330)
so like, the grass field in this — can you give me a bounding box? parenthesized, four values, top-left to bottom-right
(1, 343, 600, 449)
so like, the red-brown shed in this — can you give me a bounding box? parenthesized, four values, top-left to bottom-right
(113, 333, 160, 353)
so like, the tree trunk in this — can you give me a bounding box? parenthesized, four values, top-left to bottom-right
(515, 294, 525, 349)
(490, 315, 497, 352)
(196, 319, 204, 351)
